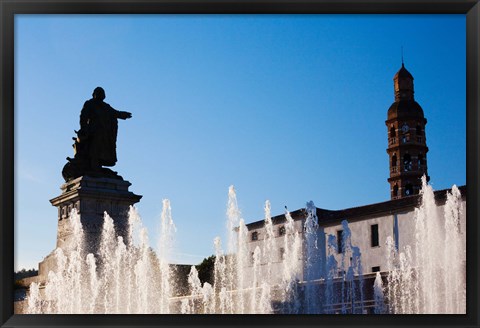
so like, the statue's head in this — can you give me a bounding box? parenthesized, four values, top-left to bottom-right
(92, 87, 106, 101)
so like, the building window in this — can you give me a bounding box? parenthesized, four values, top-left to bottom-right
(372, 266, 381, 273)
(405, 184, 413, 196)
(279, 226, 286, 236)
(251, 231, 258, 241)
(371, 224, 379, 247)
(416, 124, 423, 136)
(393, 184, 399, 197)
(279, 247, 285, 261)
(403, 153, 412, 171)
(389, 126, 397, 144)
(337, 230, 344, 253)
(390, 126, 396, 138)
(391, 154, 398, 173)
(418, 153, 425, 167)
(250, 252, 255, 265)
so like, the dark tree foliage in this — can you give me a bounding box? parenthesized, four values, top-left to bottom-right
(14, 268, 39, 289)
(14, 268, 38, 281)
(196, 255, 215, 286)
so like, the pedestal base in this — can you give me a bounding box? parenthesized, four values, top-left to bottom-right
(37, 176, 142, 279)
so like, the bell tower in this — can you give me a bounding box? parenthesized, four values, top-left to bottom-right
(386, 63, 429, 199)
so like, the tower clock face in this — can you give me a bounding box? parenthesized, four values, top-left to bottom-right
(401, 124, 409, 133)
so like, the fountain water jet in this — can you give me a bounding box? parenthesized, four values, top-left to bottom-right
(324, 234, 339, 314)
(373, 272, 386, 314)
(280, 209, 302, 313)
(304, 201, 320, 314)
(24, 181, 465, 314)
(383, 176, 466, 314)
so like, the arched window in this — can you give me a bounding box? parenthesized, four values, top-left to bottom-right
(403, 153, 412, 171)
(393, 184, 399, 197)
(416, 124, 424, 142)
(389, 126, 397, 144)
(390, 154, 398, 173)
(391, 154, 398, 172)
(416, 124, 423, 136)
(390, 126, 396, 138)
(405, 184, 413, 196)
(418, 154, 425, 167)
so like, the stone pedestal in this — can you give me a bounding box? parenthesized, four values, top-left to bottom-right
(49, 176, 142, 255)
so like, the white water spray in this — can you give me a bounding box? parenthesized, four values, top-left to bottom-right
(25, 180, 464, 314)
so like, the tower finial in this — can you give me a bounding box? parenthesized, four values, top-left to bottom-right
(401, 46, 404, 67)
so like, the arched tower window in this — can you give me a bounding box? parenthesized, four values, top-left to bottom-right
(418, 154, 425, 167)
(403, 153, 412, 171)
(391, 154, 397, 172)
(389, 126, 397, 144)
(416, 124, 424, 142)
(393, 184, 399, 197)
(405, 184, 413, 196)
(416, 124, 423, 136)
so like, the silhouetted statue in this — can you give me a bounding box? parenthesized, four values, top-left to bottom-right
(62, 87, 132, 181)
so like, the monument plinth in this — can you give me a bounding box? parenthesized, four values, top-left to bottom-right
(35, 175, 141, 284)
(50, 175, 142, 253)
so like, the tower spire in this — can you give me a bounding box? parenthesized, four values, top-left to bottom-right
(401, 46, 404, 66)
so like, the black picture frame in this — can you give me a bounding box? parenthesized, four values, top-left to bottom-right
(1, 1, 478, 327)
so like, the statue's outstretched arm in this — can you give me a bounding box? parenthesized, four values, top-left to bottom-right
(105, 102, 131, 120)
(114, 108, 132, 120)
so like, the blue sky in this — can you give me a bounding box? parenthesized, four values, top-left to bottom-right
(14, 14, 466, 271)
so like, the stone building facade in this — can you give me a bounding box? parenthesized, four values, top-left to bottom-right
(242, 186, 466, 283)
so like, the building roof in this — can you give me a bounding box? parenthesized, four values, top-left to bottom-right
(394, 63, 414, 80)
(386, 100, 425, 122)
(244, 185, 466, 230)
